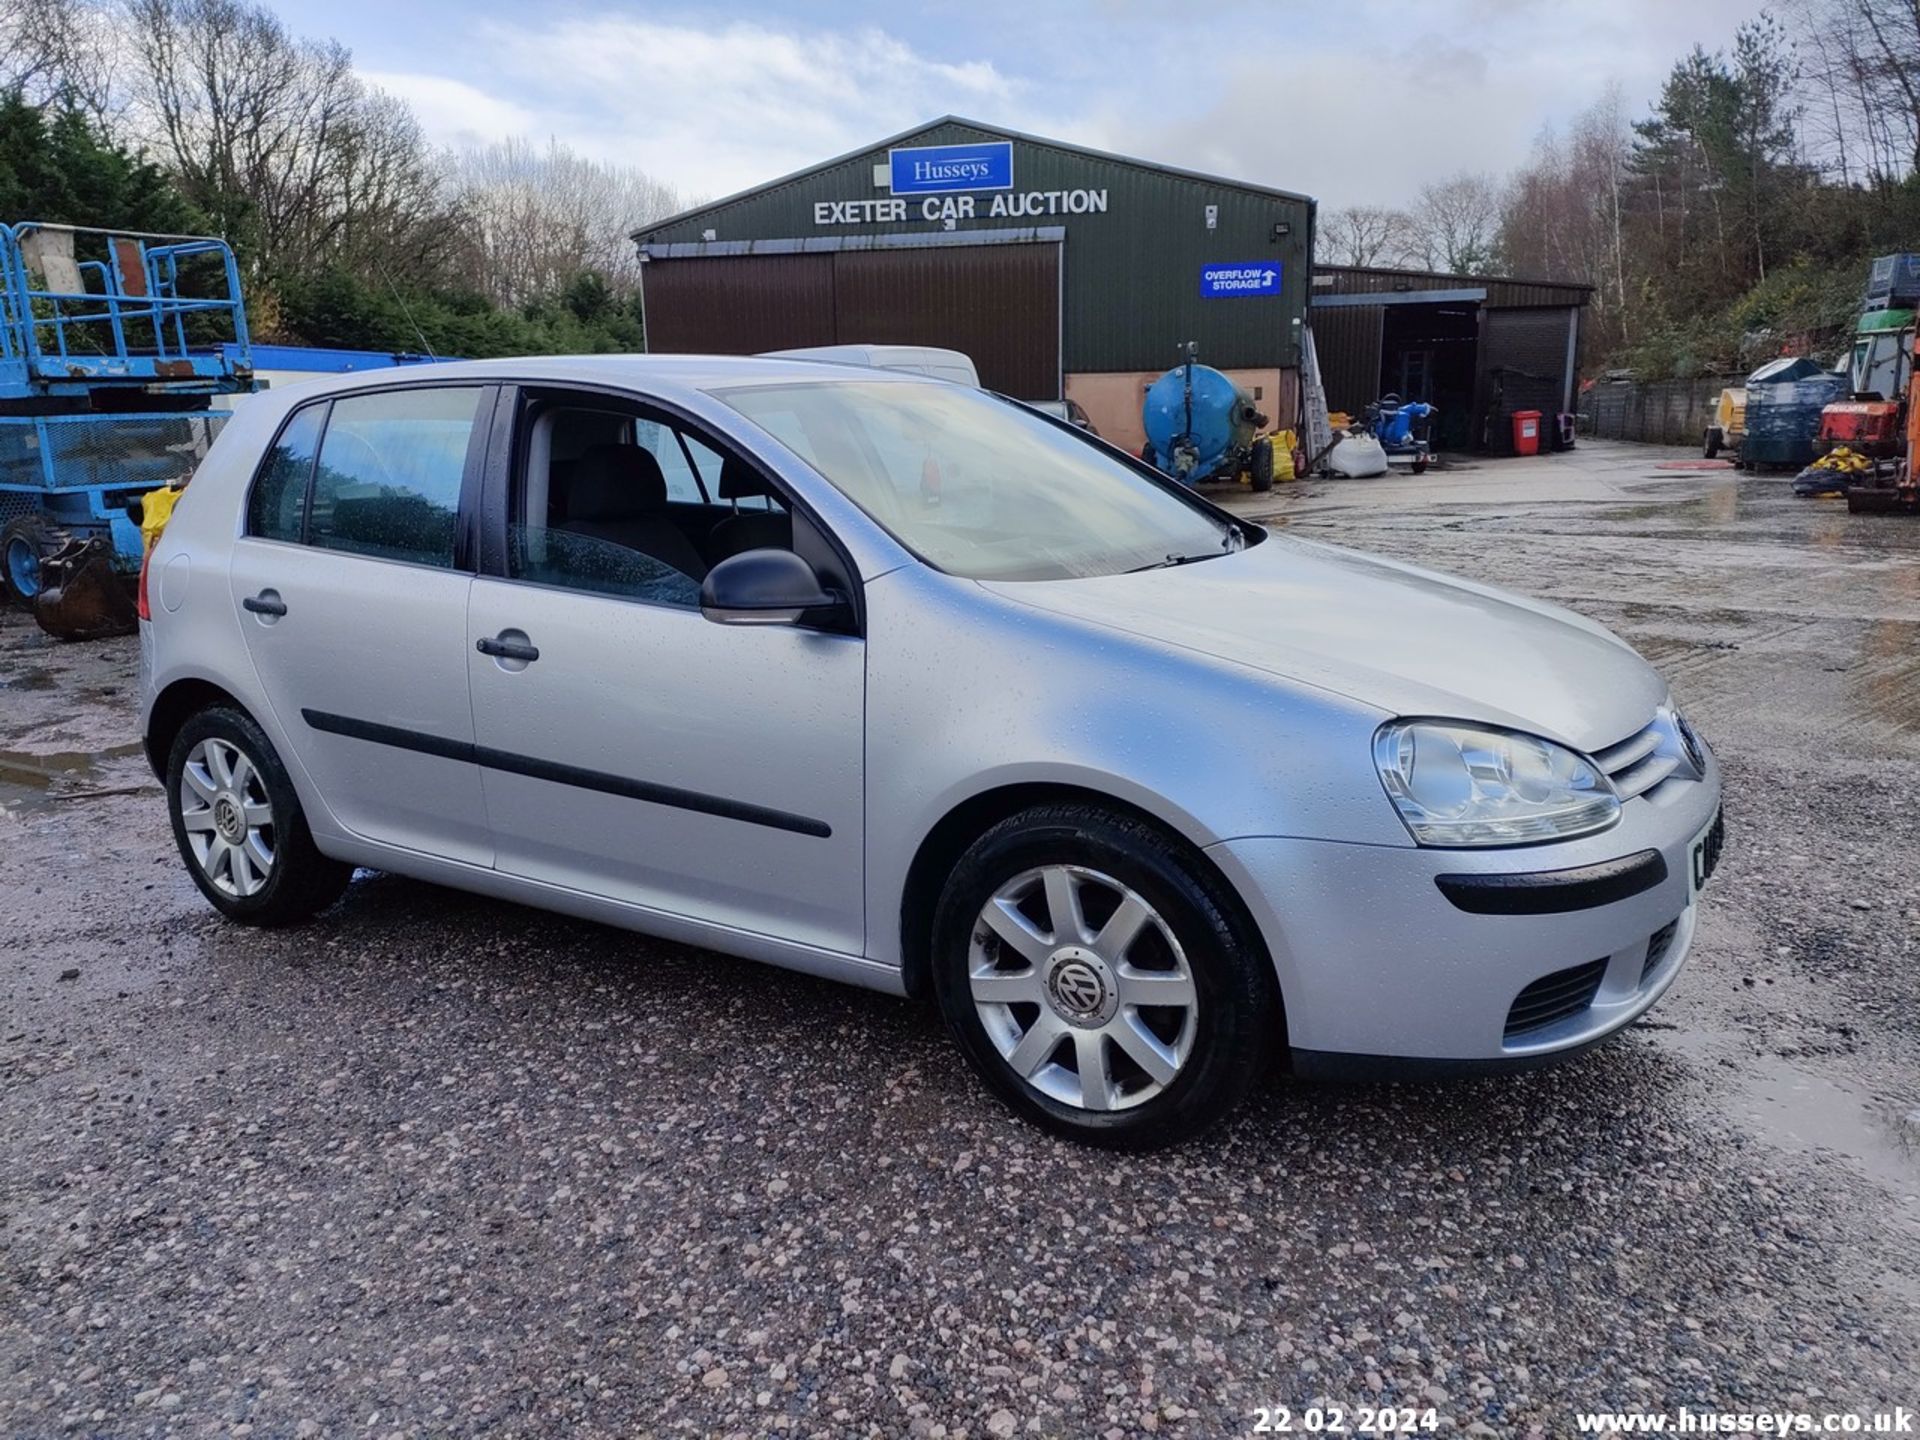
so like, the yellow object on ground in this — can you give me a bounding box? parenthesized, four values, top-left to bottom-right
(139, 484, 183, 552)
(1271, 429, 1297, 481)
(1810, 446, 1871, 474)
(1326, 412, 1351, 432)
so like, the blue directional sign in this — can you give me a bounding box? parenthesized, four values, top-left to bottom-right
(889, 141, 1014, 195)
(1200, 261, 1283, 298)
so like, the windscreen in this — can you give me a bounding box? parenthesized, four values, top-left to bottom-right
(717, 380, 1237, 581)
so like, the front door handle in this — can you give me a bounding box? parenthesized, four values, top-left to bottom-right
(476, 634, 540, 663)
(242, 590, 287, 617)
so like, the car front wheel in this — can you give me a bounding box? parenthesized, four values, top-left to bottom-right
(166, 707, 351, 925)
(930, 804, 1278, 1149)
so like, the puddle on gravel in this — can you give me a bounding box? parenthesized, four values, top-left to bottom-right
(1654, 1029, 1920, 1200)
(0, 742, 150, 818)
(0, 667, 57, 691)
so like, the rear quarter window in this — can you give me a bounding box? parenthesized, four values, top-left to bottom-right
(246, 404, 325, 542)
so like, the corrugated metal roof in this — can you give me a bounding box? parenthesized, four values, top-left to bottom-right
(1314, 264, 1592, 309)
(632, 115, 1315, 241)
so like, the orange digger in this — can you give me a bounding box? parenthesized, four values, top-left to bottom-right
(1844, 326, 1919, 514)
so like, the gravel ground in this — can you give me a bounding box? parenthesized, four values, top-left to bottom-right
(2, 441, 1917, 1438)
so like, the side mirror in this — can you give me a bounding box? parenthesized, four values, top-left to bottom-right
(699, 548, 845, 627)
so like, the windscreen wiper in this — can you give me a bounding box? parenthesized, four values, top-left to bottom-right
(1128, 527, 1244, 572)
(1127, 551, 1220, 573)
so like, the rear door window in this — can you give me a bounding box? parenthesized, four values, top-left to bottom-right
(307, 388, 483, 568)
(247, 404, 325, 542)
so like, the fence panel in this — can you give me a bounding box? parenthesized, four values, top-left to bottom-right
(1582, 375, 1742, 446)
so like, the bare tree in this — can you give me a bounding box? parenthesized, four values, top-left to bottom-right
(1406, 172, 1503, 273)
(1, 0, 117, 117)
(446, 137, 685, 304)
(123, 0, 451, 281)
(1499, 88, 1634, 346)
(1319, 204, 1414, 267)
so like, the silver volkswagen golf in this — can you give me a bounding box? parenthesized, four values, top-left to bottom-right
(139, 357, 1724, 1148)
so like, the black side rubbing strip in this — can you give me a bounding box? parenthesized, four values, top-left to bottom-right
(1434, 849, 1668, 916)
(301, 709, 832, 838)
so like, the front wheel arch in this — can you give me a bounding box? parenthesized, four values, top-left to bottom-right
(897, 783, 1282, 1025)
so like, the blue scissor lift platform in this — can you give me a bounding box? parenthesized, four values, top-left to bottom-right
(0, 221, 255, 607)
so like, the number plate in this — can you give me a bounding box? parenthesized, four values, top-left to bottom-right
(1689, 808, 1724, 896)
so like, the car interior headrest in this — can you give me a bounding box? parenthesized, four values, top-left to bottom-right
(717, 455, 773, 502)
(569, 445, 668, 520)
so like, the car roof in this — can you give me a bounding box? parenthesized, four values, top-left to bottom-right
(258, 353, 938, 405)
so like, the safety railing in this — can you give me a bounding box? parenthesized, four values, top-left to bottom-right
(0, 222, 252, 396)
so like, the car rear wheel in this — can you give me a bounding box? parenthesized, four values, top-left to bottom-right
(930, 804, 1278, 1149)
(167, 707, 350, 925)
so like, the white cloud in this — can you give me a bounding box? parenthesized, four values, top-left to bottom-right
(351, 0, 1773, 212)
(359, 69, 538, 151)
(372, 15, 1035, 202)
(1083, 0, 1770, 209)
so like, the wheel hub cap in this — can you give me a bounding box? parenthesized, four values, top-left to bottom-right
(1045, 948, 1116, 1027)
(177, 736, 275, 899)
(212, 794, 245, 844)
(968, 864, 1198, 1113)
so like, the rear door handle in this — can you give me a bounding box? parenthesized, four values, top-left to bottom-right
(476, 634, 540, 662)
(242, 591, 287, 617)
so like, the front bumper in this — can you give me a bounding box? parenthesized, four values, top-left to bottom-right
(1206, 754, 1722, 1069)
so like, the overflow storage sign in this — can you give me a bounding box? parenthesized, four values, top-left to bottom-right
(1200, 262, 1283, 298)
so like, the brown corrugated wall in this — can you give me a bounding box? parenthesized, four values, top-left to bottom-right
(641, 243, 1062, 398)
(1309, 306, 1384, 417)
(642, 254, 834, 355)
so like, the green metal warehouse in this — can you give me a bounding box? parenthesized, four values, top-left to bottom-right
(630, 117, 1314, 452)
(631, 117, 1591, 455)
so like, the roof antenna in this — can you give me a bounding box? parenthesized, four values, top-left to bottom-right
(379, 266, 437, 359)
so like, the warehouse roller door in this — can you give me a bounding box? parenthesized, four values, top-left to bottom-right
(642, 254, 835, 356)
(1476, 306, 1577, 451)
(641, 241, 1062, 399)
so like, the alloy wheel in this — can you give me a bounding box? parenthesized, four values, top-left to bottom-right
(178, 737, 276, 898)
(969, 864, 1198, 1112)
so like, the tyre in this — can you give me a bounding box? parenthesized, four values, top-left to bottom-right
(1412, 453, 1430, 475)
(929, 804, 1279, 1149)
(166, 706, 351, 925)
(1703, 427, 1721, 460)
(0, 513, 59, 611)
(1250, 436, 1275, 492)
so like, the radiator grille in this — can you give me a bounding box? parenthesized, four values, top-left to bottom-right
(1591, 718, 1682, 801)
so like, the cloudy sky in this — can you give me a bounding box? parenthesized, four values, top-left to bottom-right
(259, 0, 1771, 212)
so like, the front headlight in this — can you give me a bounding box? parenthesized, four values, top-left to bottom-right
(1373, 720, 1620, 847)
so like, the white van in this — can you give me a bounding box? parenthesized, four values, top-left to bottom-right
(760, 344, 980, 388)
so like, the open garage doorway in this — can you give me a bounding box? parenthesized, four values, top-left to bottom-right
(1378, 302, 1478, 452)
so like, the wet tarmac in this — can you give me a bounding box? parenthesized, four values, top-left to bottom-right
(2, 440, 1917, 1436)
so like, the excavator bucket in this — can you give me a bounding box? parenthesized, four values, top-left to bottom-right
(31, 536, 138, 641)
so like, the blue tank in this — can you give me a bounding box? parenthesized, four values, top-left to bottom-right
(1142, 355, 1266, 485)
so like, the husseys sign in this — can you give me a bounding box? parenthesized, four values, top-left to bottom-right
(890, 141, 1013, 194)
(810, 140, 1110, 228)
